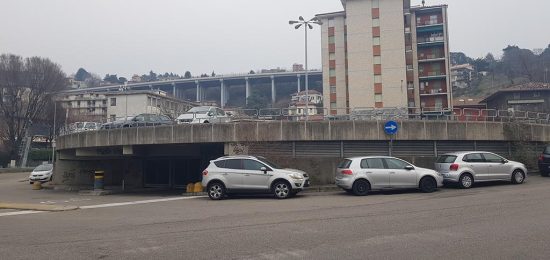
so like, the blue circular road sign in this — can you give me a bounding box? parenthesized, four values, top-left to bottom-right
(384, 121, 399, 135)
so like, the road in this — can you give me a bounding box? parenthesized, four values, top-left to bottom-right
(1, 173, 550, 259)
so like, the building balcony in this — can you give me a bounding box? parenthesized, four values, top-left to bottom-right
(419, 73, 447, 80)
(418, 57, 446, 63)
(416, 24, 444, 33)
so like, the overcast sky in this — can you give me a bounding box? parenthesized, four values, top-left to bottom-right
(1, 0, 548, 78)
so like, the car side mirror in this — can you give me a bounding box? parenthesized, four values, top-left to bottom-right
(404, 165, 414, 171)
(502, 159, 508, 164)
(207, 112, 214, 116)
(260, 167, 268, 173)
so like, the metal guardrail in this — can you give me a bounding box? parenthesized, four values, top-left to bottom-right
(59, 107, 550, 136)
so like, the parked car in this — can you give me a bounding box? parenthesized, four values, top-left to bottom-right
(435, 152, 527, 189)
(122, 114, 173, 128)
(538, 145, 550, 177)
(100, 116, 134, 130)
(202, 155, 310, 200)
(72, 122, 100, 132)
(100, 114, 173, 129)
(177, 106, 231, 124)
(335, 156, 443, 196)
(29, 164, 53, 184)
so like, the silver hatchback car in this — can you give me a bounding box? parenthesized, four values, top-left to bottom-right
(435, 152, 527, 189)
(335, 156, 444, 196)
(202, 155, 310, 200)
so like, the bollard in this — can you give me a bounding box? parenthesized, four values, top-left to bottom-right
(32, 181, 42, 190)
(186, 183, 194, 193)
(193, 182, 203, 193)
(94, 171, 105, 190)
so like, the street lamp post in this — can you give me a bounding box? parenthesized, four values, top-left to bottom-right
(289, 16, 322, 121)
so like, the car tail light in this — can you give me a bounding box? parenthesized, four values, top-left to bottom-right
(539, 155, 544, 162)
(202, 170, 208, 176)
(449, 164, 459, 171)
(341, 169, 353, 175)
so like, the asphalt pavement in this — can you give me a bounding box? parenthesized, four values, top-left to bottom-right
(1, 172, 550, 259)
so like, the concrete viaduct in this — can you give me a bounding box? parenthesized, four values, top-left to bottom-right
(52, 120, 549, 191)
(64, 71, 323, 108)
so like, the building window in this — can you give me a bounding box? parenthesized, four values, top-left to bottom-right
(330, 86, 337, 93)
(330, 102, 337, 109)
(373, 37, 381, 45)
(110, 98, 117, 106)
(375, 94, 383, 102)
(372, 18, 380, 27)
(374, 75, 382, 84)
(102, 100, 107, 106)
(329, 69, 336, 77)
(77, 101, 81, 107)
(374, 56, 381, 65)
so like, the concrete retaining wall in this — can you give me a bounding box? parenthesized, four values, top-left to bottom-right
(56, 121, 550, 150)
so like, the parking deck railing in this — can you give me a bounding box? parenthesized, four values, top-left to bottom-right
(59, 107, 550, 136)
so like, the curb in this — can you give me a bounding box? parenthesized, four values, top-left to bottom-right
(303, 186, 341, 193)
(0, 203, 79, 212)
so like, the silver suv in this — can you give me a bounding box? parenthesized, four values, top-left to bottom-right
(435, 152, 527, 189)
(335, 156, 443, 196)
(202, 156, 310, 200)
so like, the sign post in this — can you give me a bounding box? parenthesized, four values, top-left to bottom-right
(384, 121, 399, 156)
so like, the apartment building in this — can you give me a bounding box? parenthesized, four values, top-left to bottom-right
(57, 90, 196, 123)
(317, 0, 452, 114)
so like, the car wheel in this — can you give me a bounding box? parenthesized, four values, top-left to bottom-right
(203, 121, 210, 124)
(207, 182, 226, 200)
(419, 177, 437, 193)
(459, 173, 474, 189)
(511, 170, 525, 184)
(273, 180, 291, 199)
(352, 179, 370, 196)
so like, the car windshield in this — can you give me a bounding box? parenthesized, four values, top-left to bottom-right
(257, 157, 281, 169)
(187, 107, 210, 114)
(34, 164, 52, 171)
(437, 155, 457, 163)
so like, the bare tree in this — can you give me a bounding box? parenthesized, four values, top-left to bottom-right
(0, 54, 67, 163)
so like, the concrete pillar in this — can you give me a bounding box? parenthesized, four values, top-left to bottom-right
(271, 75, 276, 104)
(195, 81, 201, 102)
(245, 77, 250, 105)
(220, 79, 225, 108)
(172, 83, 176, 98)
(297, 75, 301, 93)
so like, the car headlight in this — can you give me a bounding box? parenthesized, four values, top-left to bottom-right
(288, 173, 304, 180)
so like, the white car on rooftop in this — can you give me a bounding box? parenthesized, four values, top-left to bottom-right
(176, 106, 231, 124)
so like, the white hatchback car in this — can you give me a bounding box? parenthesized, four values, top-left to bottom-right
(335, 156, 443, 196)
(29, 164, 53, 184)
(435, 152, 527, 189)
(202, 156, 310, 200)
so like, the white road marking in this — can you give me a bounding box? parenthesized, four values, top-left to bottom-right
(0, 196, 205, 217)
(0, 210, 43, 217)
(79, 196, 205, 209)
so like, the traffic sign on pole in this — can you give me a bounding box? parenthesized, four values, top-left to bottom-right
(384, 121, 399, 135)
